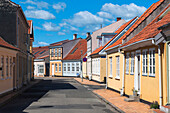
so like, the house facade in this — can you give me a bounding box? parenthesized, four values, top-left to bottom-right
(33, 46, 50, 77)
(63, 39, 87, 77)
(0, 37, 19, 95)
(49, 35, 81, 76)
(104, 0, 170, 107)
(86, 19, 126, 80)
(0, 0, 34, 88)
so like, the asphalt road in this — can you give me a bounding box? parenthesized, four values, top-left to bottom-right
(0, 77, 119, 113)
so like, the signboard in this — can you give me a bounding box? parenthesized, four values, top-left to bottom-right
(83, 58, 87, 62)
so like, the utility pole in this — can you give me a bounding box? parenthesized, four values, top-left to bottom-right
(81, 50, 83, 82)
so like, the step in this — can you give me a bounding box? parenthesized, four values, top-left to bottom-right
(124, 98, 135, 102)
(160, 105, 170, 113)
(153, 109, 165, 113)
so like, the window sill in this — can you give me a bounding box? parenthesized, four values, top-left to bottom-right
(142, 75, 147, 77)
(125, 73, 129, 75)
(149, 75, 155, 77)
(115, 76, 120, 80)
(109, 75, 113, 78)
(130, 73, 134, 75)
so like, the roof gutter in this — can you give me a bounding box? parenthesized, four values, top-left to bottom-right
(105, 44, 121, 52)
(119, 38, 154, 50)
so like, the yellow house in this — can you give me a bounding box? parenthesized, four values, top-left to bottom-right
(0, 37, 18, 95)
(49, 47, 63, 76)
(120, 8, 170, 106)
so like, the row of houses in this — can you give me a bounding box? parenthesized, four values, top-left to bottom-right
(33, 35, 87, 77)
(0, 0, 34, 96)
(82, 0, 170, 110)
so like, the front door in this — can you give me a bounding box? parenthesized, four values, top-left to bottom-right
(52, 64, 54, 76)
(135, 51, 141, 94)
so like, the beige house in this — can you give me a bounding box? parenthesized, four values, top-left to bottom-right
(0, 37, 18, 95)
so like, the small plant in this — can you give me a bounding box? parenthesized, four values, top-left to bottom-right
(132, 88, 138, 96)
(150, 101, 159, 109)
(85, 75, 89, 80)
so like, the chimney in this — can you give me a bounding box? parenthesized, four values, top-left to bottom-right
(117, 17, 121, 21)
(86, 32, 90, 38)
(73, 34, 77, 39)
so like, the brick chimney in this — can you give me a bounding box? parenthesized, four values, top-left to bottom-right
(86, 32, 90, 37)
(117, 17, 121, 21)
(73, 34, 77, 39)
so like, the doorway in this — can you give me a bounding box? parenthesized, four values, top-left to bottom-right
(135, 51, 141, 94)
(52, 64, 54, 76)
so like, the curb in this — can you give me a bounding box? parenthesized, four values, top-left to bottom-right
(74, 78, 125, 113)
(0, 79, 42, 107)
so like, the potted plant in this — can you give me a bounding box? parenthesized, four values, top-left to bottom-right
(132, 88, 138, 96)
(150, 101, 159, 109)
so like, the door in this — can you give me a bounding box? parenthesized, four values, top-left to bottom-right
(45, 63, 49, 76)
(137, 55, 141, 93)
(52, 64, 54, 75)
(134, 51, 141, 94)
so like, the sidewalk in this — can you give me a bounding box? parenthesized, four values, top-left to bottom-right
(75, 78, 153, 113)
(0, 79, 41, 107)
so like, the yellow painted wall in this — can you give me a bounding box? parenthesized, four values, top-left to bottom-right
(124, 45, 167, 105)
(0, 47, 17, 94)
(50, 61, 62, 76)
(50, 48, 62, 60)
(107, 52, 123, 92)
(82, 62, 87, 78)
(100, 58, 106, 82)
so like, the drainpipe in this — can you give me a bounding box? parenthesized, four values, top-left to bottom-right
(158, 45, 162, 107)
(106, 52, 108, 89)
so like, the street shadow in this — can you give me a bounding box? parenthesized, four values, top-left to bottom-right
(0, 79, 77, 113)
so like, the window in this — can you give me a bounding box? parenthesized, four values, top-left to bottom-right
(116, 56, 120, 78)
(64, 64, 66, 72)
(126, 53, 129, 74)
(10, 57, 12, 76)
(109, 57, 112, 77)
(76, 63, 79, 71)
(51, 49, 54, 57)
(1, 56, 4, 77)
(58, 48, 61, 57)
(149, 49, 155, 76)
(72, 63, 75, 71)
(38, 65, 44, 73)
(68, 63, 70, 71)
(131, 53, 135, 74)
(142, 50, 148, 75)
(39, 50, 46, 54)
(55, 64, 57, 72)
(59, 64, 61, 72)
(6, 57, 8, 77)
(55, 48, 57, 57)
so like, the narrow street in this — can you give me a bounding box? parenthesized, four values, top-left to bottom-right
(0, 78, 118, 113)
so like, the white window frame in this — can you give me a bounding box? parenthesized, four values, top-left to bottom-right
(38, 65, 44, 74)
(6, 57, 8, 77)
(109, 57, 112, 77)
(51, 49, 54, 57)
(10, 57, 12, 76)
(72, 63, 75, 72)
(55, 48, 57, 57)
(149, 48, 155, 76)
(142, 50, 148, 75)
(55, 64, 57, 72)
(59, 63, 61, 72)
(1, 56, 4, 77)
(76, 63, 79, 72)
(58, 48, 61, 57)
(68, 63, 70, 72)
(126, 53, 130, 74)
(64, 63, 66, 72)
(116, 56, 120, 79)
(130, 52, 135, 75)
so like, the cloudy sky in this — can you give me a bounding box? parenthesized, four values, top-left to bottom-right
(13, 0, 159, 47)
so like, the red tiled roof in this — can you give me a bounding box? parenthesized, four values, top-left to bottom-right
(121, 6, 170, 48)
(39, 55, 49, 59)
(63, 39, 87, 60)
(50, 39, 69, 46)
(90, 17, 137, 55)
(33, 46, 49, 59)
(105, 0, 165, 50)
(0, 37, 19, 50)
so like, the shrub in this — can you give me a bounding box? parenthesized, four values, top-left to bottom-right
(150, 101, 159, 109)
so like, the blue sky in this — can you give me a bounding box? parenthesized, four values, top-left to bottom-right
(13, 0, 159, 47)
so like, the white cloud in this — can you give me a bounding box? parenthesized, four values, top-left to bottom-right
(27, 6, 36, 9)
(34, 26, 42, 30)
(58, 32, 66, 35)
(53, 2, 66, 13)
(25, 10, 55, 20)
(59, 22, 67, 27)
(42, 22, 61, 31)
(65, 11, 104, 27)
(97, 11, 113, 19)
(100, 3, 146, 20)
(21, 0, 49, 9)
(70, 26, 79, 31)
(38, 41, 49, 46)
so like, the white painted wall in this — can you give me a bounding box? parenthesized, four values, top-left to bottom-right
(34, 61, 45, 76)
